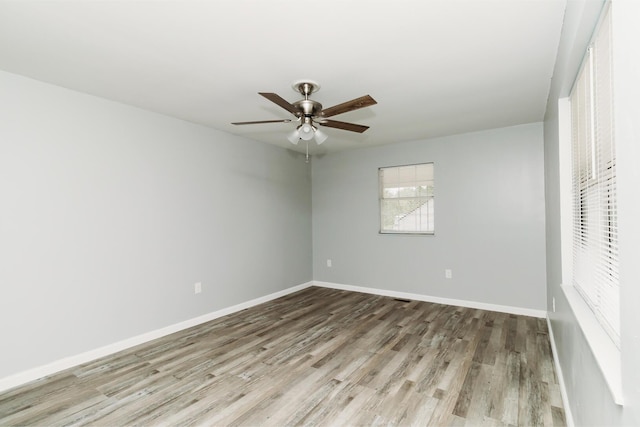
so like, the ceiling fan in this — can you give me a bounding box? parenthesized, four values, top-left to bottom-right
(232, 80, 377, 145)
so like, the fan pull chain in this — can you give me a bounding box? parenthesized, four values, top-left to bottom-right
(305, 141, 309, 163)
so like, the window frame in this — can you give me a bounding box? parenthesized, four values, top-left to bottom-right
(378, 162, 435, 235)
(568, 5, 619, 349)
(558, 2, 623, 405)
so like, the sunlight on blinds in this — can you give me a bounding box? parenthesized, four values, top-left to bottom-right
(570, 8, 619, 347)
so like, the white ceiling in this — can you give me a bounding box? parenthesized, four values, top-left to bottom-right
(0, 0, 567, 154)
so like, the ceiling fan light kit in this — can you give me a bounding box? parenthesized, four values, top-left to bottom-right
(287, 129, 300, 145)
(298, 120, 314, 141)
(314, 128, 328, 144)
(232, 79, 376, 149)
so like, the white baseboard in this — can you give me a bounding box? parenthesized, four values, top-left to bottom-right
(0, 281, 314, 393)
(313, 281, 547, 318)
(547, 316, 575, 427)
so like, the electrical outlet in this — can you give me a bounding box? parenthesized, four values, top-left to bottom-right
(327, 259, 332, 267)
(194, 282, 202, 294)
(445, 269, 452, 279)
(552, 297, 556, 312)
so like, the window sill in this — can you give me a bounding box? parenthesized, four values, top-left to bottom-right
(561, 284, 624, 405)
(379, 231, 435, 236)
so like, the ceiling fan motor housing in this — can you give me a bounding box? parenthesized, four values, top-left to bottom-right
(293, 99, 323, 117)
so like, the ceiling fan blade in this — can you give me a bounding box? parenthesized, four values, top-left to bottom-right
(259, 92, 299, 115)
(320, 95, 377, 118)
(232, 119, 292, 125)
(318, 119, 370, 133)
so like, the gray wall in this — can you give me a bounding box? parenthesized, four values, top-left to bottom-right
(544, 0, 640, 425)
(0, 70, 312, 379)
(312, 123, 547, 311)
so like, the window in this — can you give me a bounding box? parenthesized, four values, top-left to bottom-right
(569, 7, 619, 347)
(379, 163, 434, 234)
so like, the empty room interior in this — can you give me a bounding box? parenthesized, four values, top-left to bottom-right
(1, 1, 639, 426)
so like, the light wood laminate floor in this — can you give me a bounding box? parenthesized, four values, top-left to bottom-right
(0, 287, 565, 426)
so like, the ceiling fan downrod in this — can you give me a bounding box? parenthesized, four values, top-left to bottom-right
(294, 80, 319, 99)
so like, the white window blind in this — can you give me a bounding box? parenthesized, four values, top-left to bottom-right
(569, 7, 619, 347)
(379, 163, 434, 234)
